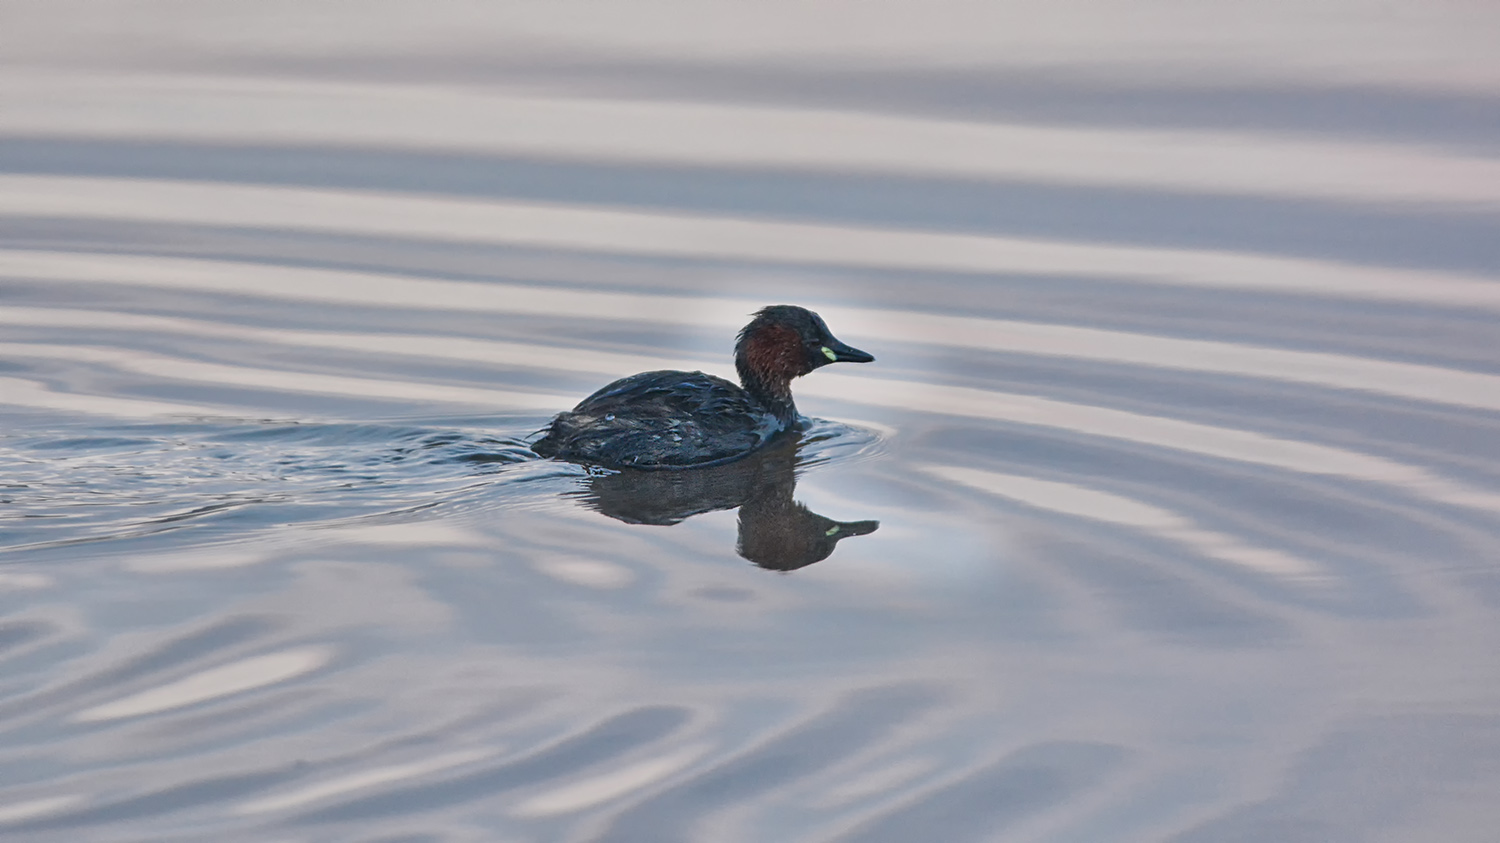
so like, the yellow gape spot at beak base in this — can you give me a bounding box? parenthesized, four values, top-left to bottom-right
(822, 347, 838, 362)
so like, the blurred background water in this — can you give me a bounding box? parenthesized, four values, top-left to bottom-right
(2, 2, 1500, 841)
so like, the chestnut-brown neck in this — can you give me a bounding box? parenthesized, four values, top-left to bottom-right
(735, 323, 805, 422)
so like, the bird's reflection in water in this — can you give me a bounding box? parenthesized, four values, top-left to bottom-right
(570, 431, 878, 571)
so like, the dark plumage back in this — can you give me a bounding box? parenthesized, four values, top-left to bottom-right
(532, 371, 780, 469)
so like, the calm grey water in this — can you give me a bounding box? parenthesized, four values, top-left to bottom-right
(3, 6, 1500, 841)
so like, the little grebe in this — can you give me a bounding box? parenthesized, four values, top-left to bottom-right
(532, 305, 873, 469)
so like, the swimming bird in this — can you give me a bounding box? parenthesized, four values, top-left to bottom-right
(532, 305, 873, 469)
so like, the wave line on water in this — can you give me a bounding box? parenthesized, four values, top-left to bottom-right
(1, 178, 1498, 309)
(0, 374, 214, 418)
(6, 254, 1500, 413)
(3, 335, 1496, 518)
(922, 464, 1321, 580)
(815, 376, 1500, 516)
(234, 748, 498, 815)
(71, 645, 337, 722)
(3, 73, 1498, 208)
(0, 342, 570, 413)
(511, 743, 709, 817)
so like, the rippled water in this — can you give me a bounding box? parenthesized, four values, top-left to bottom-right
(3, 7, 1500, 841)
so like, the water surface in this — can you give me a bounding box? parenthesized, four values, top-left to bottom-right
(2, 10, 1500, 842)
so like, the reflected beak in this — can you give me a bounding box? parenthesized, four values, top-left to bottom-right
(822, 337, 875, 364)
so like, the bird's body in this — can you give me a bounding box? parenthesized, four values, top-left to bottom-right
(532, 305, 873, 470)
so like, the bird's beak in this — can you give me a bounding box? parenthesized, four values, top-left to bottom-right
(820, 336, 875, 364)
